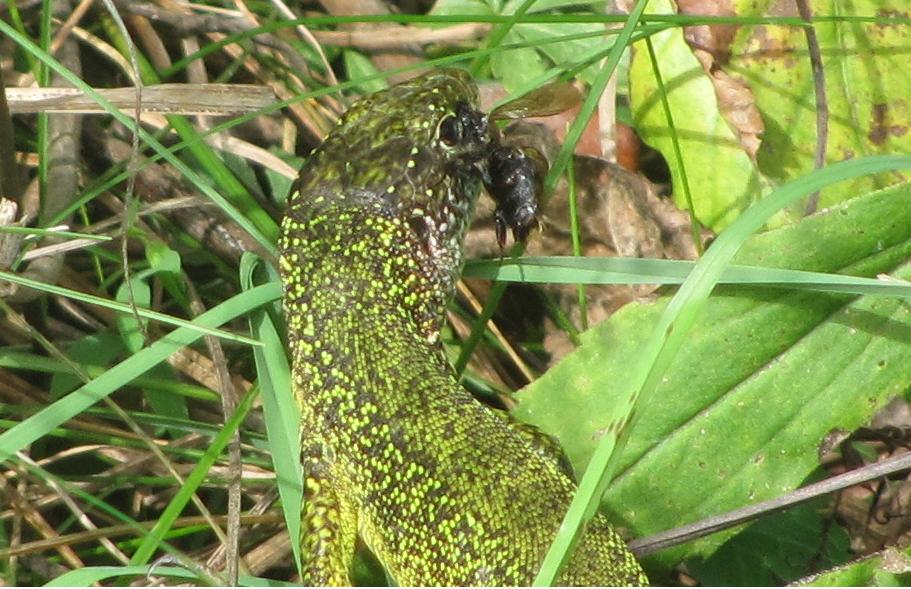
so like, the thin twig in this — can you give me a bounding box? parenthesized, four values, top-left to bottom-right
(798, 0, 828, 215)
(48, 0, 93, 56)
(15, 454, 130, 565)
(630, 450, 911, 556)
(186, 278, 247, 585)
(0, 513, 280, 560)
(100, 0, 148, 347)
(0, 299, 233, 561)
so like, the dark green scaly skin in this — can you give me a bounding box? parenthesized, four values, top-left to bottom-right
(279, 69, 647, 586)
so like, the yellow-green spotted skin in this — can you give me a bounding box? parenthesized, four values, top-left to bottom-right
(279, 69, 647, 586)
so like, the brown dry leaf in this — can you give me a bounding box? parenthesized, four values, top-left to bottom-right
(676, 0, 765, 161)
(677, 0, 739, 63)
(709, 68, 764, 159)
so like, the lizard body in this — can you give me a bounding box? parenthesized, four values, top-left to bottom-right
(279, 68, 646, 586)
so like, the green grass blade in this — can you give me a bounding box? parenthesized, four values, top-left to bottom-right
(541, 0, 649, 198)
(0, 225, 112, 241)
(129, 386, 258, 566)
(0, 282, 280, 461)
(240, 253, 304, 575)
(0, 268, 260, 346)
(530, 1, 651, 581)
(465, 256, 911, 297)
(44, 565, 297, 587)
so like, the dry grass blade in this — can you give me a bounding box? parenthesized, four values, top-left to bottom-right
(6, 83, 275, 115)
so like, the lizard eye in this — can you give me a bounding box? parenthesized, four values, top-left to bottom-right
(438, 114, 463, 147)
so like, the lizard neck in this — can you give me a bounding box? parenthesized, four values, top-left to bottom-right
(281, 202, 462, 345)
(279, 202, 465, 421)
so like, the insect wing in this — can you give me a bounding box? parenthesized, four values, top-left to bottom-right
(489, 81, 581, 121)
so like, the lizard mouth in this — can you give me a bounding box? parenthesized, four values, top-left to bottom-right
(436, 100, 492, 165)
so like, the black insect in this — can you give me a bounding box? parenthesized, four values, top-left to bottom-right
(481, 81, 581, 248)
(485, 143, 545, 247)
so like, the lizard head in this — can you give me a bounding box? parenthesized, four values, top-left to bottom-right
(292, 69, 492, 254)
(283, 69, 494, 342)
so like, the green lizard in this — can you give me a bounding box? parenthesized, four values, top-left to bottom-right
(278, 68, 647, 586)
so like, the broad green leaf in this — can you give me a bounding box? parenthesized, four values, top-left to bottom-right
(115, 276, 151, 354)
(344, 50, 389, 94)
(49, 329, 188, 437)
(429, 0, 492, 18)
(141, 363, 191, 432)
(800, 547, 911, 586)
(728, 0, 911, 208)
(49, 332, 122, 399)
(691, 500, 850, 585)
(145, 240, 182, 275)
(515, 182, 911, 575)
(629, 0, 769, 230)
(432, 0, 610, 92)
(490, 31, 549, 93)
(512, 21, 609, 85)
